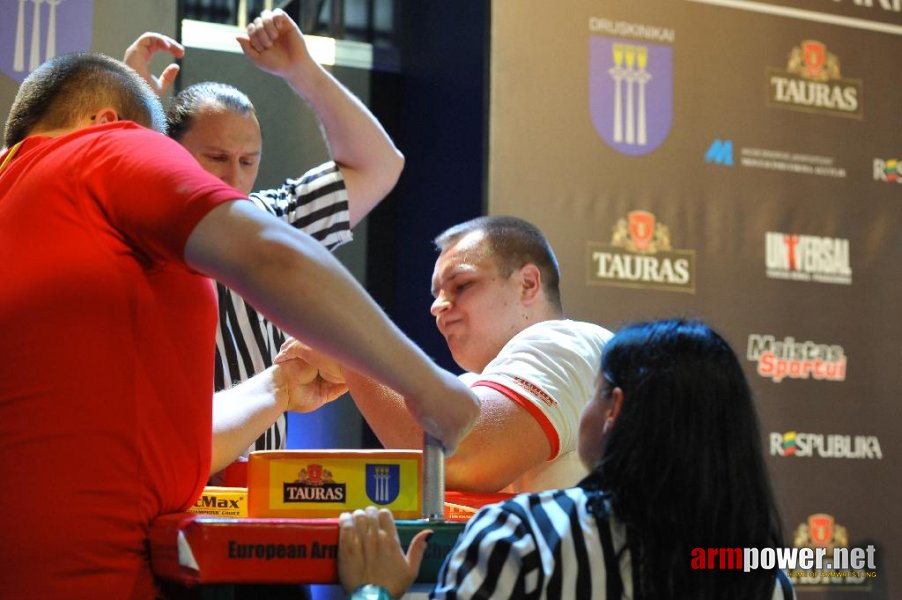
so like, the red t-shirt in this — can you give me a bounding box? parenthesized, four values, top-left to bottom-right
(0, 122, 244, 598)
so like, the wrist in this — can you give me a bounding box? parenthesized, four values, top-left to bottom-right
(284, 59, 327, 93)
(348, 584, 393, 600)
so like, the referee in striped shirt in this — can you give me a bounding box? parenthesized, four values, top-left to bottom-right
(339, 320, 796, 600)
(126, 9, 403, 456)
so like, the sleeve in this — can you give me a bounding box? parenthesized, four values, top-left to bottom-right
(431, 502, 539, 599)
(249, 161, 352, 251)
(469, 321, 610, 460)
(81, 126, 246, 264)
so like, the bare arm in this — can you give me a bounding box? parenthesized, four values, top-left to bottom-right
(238, 9, 404, 226)
(185, 201, 479, 453)
(211, 358, 347, 473)
(342, 368, 550, 493)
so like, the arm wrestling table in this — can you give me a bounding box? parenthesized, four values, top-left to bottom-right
(150, 435, 510, 596)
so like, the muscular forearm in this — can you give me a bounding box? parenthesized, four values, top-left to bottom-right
(187, 202, 477, 452)
(282, 65, 403, 226)
(347, 368, 552, 493)
(240, 8, 402, 225)
(345, 370, 424, 449)
(345, 372, 488, 490)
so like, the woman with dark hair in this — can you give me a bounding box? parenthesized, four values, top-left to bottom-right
(339, 319, 795, 599)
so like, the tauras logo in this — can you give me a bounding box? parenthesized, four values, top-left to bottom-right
(747, 334, 846, 382)
(587, 211, 695, 293)
(771, 430, 882, 459)
(767, 40, 862, 119)
(283, 483, 346, 502)
(790, 514, 873, 587)
(765, 232, 851, 285)
(283, 463, 347, 503)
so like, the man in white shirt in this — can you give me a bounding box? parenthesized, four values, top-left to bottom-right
(281, 215, 612, 493)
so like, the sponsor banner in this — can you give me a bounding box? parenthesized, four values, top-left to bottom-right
(247, 450, 422, 519)
(587, 210, 695, 293)
(770, 431, 883, 459)
(765, 232, 852, 285)
(767, 40, 863, 119)
(588, 17, 674, 155)
(747, 334, 847, 382)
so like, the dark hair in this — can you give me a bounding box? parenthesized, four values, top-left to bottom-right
(581, 319, 785, 599)
(434, 216, 563, 312)
(166, 82, 257, 142)
(4, 52, 164, 147)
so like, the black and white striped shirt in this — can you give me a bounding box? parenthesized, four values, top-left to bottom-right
(214, 162, 350, 452)
(432, 488, 795, 599)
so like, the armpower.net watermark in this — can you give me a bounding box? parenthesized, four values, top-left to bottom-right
(690, 545, 878, 578)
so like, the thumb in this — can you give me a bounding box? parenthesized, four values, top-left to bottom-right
(273, 8, 288, 30)
(235, 36, 258, 58)
(405, 529, 432, 576)
(158, 64, 180, 93)
(274, 341, 305, 365)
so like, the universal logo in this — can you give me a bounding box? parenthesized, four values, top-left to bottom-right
(283, 463, 347, 503)
(767, 40, 862, 119)
(765, 232, 851, 285)
(587, 210, 695, 293)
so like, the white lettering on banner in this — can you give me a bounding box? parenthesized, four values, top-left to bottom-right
(747, 334, 847, 382)
(850, 0, 902, 12)
(741, 545, 877, 572)
(769, 432, 883, 459)
(770, 77, 859, 112)
(592, 252, 691, 284)
(588, 17, 676, 42)
(683, 0, 902, 36)
(765, 233, 852, 284)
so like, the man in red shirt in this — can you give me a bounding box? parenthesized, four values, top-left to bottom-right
(0, 52, 478, 598)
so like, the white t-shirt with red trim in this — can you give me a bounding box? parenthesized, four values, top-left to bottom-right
(461, 319, 613, 493)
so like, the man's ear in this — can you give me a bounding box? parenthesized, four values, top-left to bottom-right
(91, 107, 120, 125)
(519, 263, 542, 305)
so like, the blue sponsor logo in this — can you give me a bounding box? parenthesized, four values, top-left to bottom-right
(705, 139, 734, 166)
(365, 464, 400, 505)
(590, 36, 673, 156)
(1, 1, 94, 84)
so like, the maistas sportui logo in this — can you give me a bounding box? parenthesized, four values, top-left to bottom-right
(746, 333, 846, 383)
